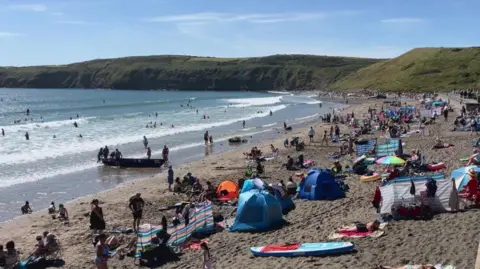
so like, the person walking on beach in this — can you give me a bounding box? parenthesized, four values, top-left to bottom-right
(168, 166, 174, 191)
(204, 131, 209, 145)
(320, 130, 328, 146)
(308, 127, 315, 143)
(200, 242, 213, 269)
(143, 136, 148, 149)
(146, 147, 151, 159)
(471, 117, 479, 136)
(129, 193, 145, 233)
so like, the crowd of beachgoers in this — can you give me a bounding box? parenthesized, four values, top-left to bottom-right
(2, 90, 480, 269)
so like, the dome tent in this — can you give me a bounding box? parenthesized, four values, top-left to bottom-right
(240, 178, 265, 193)
(216, 180, 239, 201)
(299, 168, 345, 200)
(230, 190, 285, 232)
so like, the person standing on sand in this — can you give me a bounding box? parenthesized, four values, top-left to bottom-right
(129, 193, 145, 233)
(308, 127, 315, 143)
(90, 199, 105, 235)
(200, 242, 212, 269)
(320, 130, 328, 146)
(168, 166, 174, 191)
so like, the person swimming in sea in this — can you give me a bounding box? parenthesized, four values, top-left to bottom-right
(73, 121, 78, 128)
(79, 134, 83, 138)
(25, 132, 29, 140)
(1, 128, 4, 136)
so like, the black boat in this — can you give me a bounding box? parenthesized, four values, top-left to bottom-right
(102, 158, 165, 168)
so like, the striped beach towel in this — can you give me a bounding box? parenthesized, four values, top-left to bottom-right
(135, 201, 214, 260)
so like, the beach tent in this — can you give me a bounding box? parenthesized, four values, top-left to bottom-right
(298, 169, 345, 200)
(356, 138, 377, 156)
(135, 201, 214, 261)
(216, 180, 239, 200)
(272, 185, 295, 214)
(451, 166, 480, 190)
(230, 190, 285, 232)
(376, 139, 403, 158)
(379, 173, 453, 215)
(240, 178, 265, 193)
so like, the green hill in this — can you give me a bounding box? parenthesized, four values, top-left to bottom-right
(332, 47, 480, 91)
(0, 55, 379, 91)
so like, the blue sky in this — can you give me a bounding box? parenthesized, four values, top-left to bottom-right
(0, 0, 479, 66)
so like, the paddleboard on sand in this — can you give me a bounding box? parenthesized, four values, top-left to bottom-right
(250, 242, 354, 257)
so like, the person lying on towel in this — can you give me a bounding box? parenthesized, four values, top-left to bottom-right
(337, 220, 380, 233)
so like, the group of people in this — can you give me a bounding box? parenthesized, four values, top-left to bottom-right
(97, 146, 122, 162)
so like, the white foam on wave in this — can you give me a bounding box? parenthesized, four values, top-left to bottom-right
(295, 113, 319, 121)
(0, 104, 287, 165)
(267, 91, 292, 95)
(224, 96, 283, 107)
(1, 117, 94, 132)
(0, 128, 274, 188)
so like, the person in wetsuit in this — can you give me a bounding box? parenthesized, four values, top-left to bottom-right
(97, 148, 104, 162)
(73, 122, 78, 128)
(25, 132, 29, 140)
(115, 149, 122, 161)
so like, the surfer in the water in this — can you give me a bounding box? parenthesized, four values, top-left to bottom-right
(25, 132, 29, 140)
(73, 121, 78, 128)
(26, 108, 30, 115)
(242, 120, 246, 128)
(143, 136, 148, 148)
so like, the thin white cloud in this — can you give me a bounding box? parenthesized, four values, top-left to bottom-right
(381, 18, 424, 23)
(51, 12, 65, 16)
(146, 11, 351, 24)
(56, 20, 95, 25)
(0, 32, 22, 38)
(8, 4, 47, 12)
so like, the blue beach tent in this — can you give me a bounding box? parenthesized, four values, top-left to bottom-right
(272, 185, 295, 214)
(299, 169, 345, 200)
(230, 190, 285, 232)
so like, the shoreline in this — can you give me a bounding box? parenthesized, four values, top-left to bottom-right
(0, 98, 348, 222)
(8, 94, 478, 268)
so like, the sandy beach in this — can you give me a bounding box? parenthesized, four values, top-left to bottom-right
(1, 94, 479, 269)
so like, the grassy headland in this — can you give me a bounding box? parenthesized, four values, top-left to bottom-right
(0, 55, 379, 91)
(332, 47, 480, 91)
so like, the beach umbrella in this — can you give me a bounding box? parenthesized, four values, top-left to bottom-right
(451, 166, 480, 190)
(376, 156, 405, 165)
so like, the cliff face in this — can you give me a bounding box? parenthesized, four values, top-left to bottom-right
(0, 55, 380, 91)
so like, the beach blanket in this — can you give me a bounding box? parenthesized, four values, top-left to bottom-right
(328, 223, 387, 239)
(356, 138, 377, 157)
(135, 201, 214, 260)
(379, 265, 455, 269)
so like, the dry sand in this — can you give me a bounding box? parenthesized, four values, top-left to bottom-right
(1, 95, 478, 269)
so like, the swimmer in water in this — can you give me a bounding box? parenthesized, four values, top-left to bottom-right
(25, 132, 29, 140)
(73, 121, 78, 128)
(171, 124, 174, 128)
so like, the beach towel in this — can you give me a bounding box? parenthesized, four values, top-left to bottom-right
(182, 239, 209, 250)
(135, 201, 214, 261)
(328, 223, 387, 239)
(261, 243, 301, 252)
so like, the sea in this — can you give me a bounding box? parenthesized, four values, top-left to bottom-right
(0, 88, 345, 221)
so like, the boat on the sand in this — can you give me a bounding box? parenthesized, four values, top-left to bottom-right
(102, 158, 165, 168)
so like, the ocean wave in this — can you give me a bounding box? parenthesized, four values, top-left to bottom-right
(0, 128, 274, 188)
(0, 104, 287, 165)
(267, 91, 292, 95)
(224, 96, 283, 107)
(295, 113, 319, 121)
(1, 117, 94, 132)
